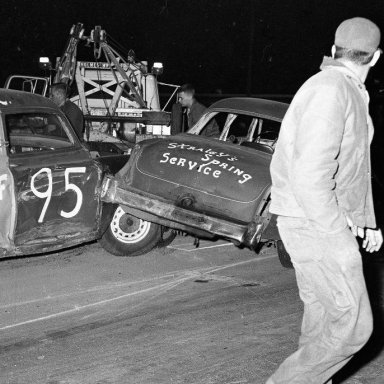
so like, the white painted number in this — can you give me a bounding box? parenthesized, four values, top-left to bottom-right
(31, 167, 86, 223)
(31, 168, 52, 223)
(60, 167, 86, 218)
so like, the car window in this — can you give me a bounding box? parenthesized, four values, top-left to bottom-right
(255, 119, 281, 144)
(187, 111, 222, 136)
(196, 112, 221, 137)
(228, 115, 253, 136)
(207, 112, 226, 132)
(6, 113, 75, 155)
(225, 115, 256, 144)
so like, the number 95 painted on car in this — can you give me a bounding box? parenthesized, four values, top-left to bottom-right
(0, 90, 172, 258)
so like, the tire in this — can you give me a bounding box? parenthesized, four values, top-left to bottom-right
(277, 240, 294, 269)
(157, 226, 177, 248)
(100, 206, 161, 256)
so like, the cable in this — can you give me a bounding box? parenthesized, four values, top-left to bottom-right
(106, 34, 147, 74)
(105, 33, 129, 56)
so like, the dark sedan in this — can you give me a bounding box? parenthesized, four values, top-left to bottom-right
(102, 98, 291, 263)
(0, 89, 147, 258)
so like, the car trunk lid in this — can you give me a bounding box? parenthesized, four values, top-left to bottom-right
(116, 134, 272, 223)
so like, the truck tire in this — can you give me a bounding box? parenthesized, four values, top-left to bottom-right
(277, 240, 294, 269)
(100, 206, 161, 256)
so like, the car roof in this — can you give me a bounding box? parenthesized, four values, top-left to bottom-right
(0, 89, 58, 111)
(207, 97, 289, 122)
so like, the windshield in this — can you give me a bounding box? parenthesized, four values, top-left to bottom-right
(6, 112, 76, 155)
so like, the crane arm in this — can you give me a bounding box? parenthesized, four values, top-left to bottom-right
(53, 23, 84, 85)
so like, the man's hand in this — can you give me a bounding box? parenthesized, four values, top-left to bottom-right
(346, 215, 383, 252)
(363, 228, 383, 253)
(346, 215, 364, 238)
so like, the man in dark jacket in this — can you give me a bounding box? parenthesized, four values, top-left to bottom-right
(267, 17, 382, 384)
(50, 83, 84, 140)
(178, 83, 220, 136)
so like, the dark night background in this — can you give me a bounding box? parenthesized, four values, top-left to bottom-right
(1, 0, 383, 97)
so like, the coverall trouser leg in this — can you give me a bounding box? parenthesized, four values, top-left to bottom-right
(266, 217, 373, 384)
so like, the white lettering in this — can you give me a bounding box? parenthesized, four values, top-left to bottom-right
(203, 167, 211, 175)
(239, 174, 252, 184)
(160, 152, 170, 163)
(159, 143, 250, 183)
(60, 167, 86, 218)
(188, 161, 198, 170)
(31, 167, 86, 222)
(31, 168, 52, 223)
(201, 159, 220, 168)
(166, 142, 236, 160)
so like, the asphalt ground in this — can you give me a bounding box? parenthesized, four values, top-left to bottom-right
(0, 236, 383, 384)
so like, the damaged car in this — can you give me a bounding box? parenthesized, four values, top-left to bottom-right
(102, 97, 291, 265)
(0, 89, 173, 259)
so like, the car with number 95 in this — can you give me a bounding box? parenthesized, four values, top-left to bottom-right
(0, 89, 174, 258)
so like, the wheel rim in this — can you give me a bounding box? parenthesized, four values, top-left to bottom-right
(110, 206, 151, 244)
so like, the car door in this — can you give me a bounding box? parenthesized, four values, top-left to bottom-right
(0, 141, 14, 254)
(5, 109, 103, 249)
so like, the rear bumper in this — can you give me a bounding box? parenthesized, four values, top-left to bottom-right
(101, 177, 266, 248)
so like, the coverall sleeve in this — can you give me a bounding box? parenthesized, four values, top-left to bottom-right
(290, 85, 348, 234)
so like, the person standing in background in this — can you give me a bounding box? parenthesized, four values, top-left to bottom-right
(50, 83, 84, 141)
(178, 83, 220, 136)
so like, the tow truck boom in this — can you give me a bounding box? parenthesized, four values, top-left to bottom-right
(5, 23, 181, 143)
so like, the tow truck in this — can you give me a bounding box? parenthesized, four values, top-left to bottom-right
(5, 23, 182, 152)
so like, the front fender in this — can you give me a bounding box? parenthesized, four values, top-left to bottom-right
(98, 202, 118, 237)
